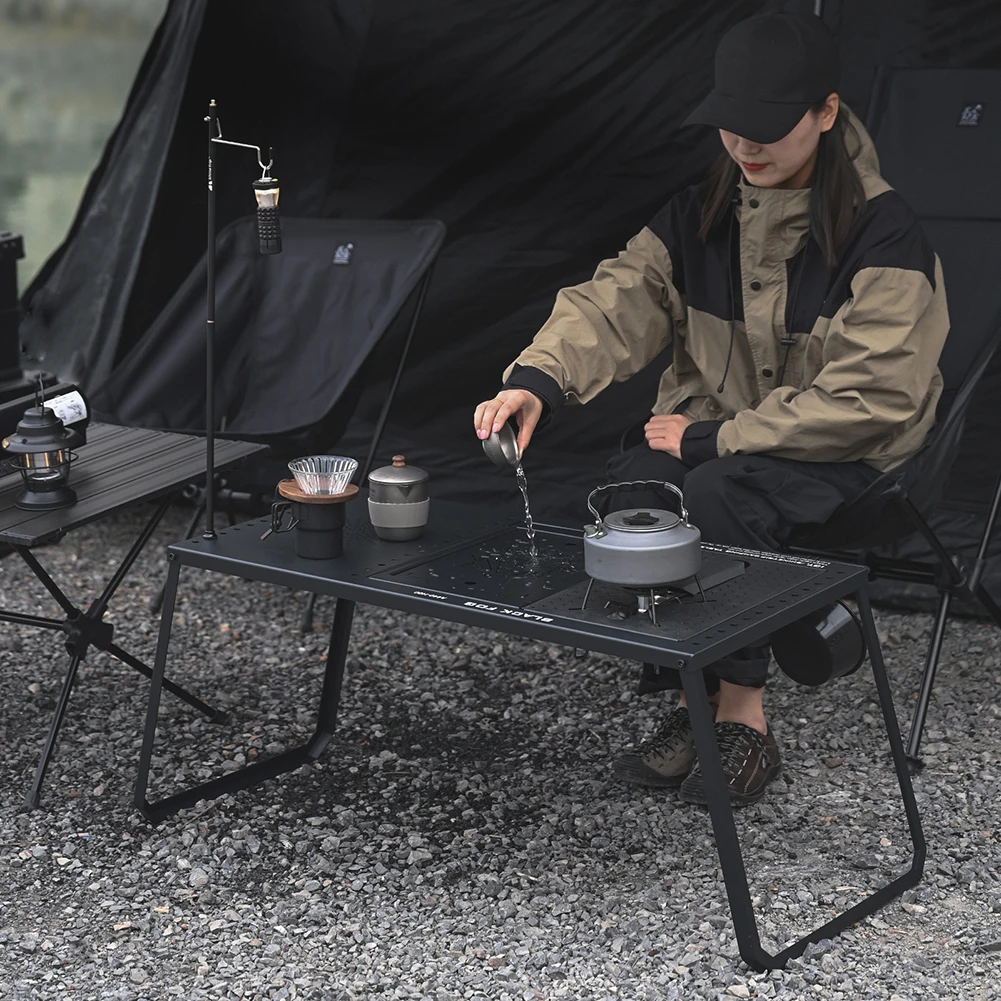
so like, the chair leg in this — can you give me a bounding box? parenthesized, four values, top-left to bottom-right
(972, 581, 1001, 629)
(905, 587, 952, 767)
(300, 592, 319, 634)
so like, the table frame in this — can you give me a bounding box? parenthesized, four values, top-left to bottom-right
(134, 507, 925, 971)
(0, 423, 260, 807)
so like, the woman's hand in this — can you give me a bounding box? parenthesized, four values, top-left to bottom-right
(474, 390, 544, 455)
(645, 414, 692, 459)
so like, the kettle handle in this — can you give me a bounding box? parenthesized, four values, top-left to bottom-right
(586, 480, 691, 528)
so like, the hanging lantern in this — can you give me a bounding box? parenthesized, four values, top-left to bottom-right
(2, 405, 81, 510)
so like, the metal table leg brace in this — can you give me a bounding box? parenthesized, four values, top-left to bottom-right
(681, 589, 925, 970)
(1, 496, 227, 808)
(135, 558, 355, 823)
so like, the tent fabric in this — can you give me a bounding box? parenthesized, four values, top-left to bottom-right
(93, 216, 445, 446)
(18, 0, 1001, 607)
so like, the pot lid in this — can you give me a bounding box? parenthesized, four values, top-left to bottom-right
(603, 508, 681, 533)
(368, 454, 429, 486)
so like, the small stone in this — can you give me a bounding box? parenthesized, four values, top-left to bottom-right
(726, 986, 751, 998)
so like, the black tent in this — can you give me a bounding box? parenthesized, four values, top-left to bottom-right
(18, 0, 1001, 605)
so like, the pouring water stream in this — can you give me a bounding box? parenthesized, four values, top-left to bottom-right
(515, 462, 537, 557)
(482, 423, 538, 558)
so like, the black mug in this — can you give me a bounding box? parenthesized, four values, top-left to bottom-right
(266, 498, 346, 559)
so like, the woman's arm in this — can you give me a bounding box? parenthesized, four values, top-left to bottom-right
(503, 225, 685, 412)
(716, 254, 949, 464)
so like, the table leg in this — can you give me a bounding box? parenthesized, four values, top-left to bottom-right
(682, 587, 926, 970)
(15, 547, 79, 618)
(136, 575, 355, 823)
(149, 495, 206, 614)
(107, 641, 228, 723)
(855, 589, 926, 873)
(134, 560, 181, 817)
(24, 654, 83, 809)
(681, 668, 769, 970)
(91, 496, 173, 615)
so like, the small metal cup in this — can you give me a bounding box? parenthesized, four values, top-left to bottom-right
(482, 423, 521, 467)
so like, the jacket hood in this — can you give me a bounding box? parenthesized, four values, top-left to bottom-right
(733, 104, 890, 262)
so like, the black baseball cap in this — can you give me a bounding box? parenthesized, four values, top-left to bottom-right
(683, 11, 840, 145)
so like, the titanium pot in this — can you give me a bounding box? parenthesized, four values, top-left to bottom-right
(771, 600, 867, 686)
(583, 480, 702, 587)
(367, 454, 430, 541)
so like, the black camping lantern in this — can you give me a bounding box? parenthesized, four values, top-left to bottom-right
(2, 405, 81, 510)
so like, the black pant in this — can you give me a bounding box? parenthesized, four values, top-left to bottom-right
(605, 444, 880, 692)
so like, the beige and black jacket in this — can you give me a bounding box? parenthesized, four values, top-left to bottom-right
(503, 112, 949, 471)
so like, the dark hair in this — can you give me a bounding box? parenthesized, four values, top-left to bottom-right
(698, 102, 867, 266)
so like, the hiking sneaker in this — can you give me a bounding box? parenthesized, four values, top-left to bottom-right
(612, 706, 698, 788)
(679, 721, 782, 807)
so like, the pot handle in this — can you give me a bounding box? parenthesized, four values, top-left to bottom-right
(586, 480, 691, 529)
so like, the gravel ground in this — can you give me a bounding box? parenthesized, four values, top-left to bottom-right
(0, 502, 1000, 1000)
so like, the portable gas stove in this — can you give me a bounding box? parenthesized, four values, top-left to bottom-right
(582, 549, 747, 625)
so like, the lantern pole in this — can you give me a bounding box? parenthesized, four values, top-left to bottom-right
(204, 100, 218, 539)
(202, 101, 278, 540)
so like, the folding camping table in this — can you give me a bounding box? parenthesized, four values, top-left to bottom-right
(0, 421, 261, 808)
(134, 497, 924, 970)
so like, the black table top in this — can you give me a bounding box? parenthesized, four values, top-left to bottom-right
(168, 496, 868, 671)
(0, 422, 262, 547)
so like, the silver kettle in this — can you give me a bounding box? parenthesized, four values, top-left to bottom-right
(583, 480, 702, 587)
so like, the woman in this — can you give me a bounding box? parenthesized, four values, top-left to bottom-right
(473, 11, 948, 805)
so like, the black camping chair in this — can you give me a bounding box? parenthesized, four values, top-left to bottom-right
(786, 67, 1001, 764)
(94, 215, 445, 619)
(98, 216, 444, 467)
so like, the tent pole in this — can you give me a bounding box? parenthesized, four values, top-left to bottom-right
(204, 99, 218, 540)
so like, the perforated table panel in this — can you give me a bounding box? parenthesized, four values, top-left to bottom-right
(167, 501, 867, 670)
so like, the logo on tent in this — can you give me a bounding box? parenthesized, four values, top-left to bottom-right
(333, 243, 354, 265)
(957, 103, 983, 126)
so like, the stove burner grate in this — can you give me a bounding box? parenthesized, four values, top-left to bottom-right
(580, 554, 747, 626)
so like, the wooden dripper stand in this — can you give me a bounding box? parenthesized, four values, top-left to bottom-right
(263, 455, 359, 559)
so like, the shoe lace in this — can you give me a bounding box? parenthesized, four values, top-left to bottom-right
(635, 708, 691, 756)
(712, 722, 763, 770)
